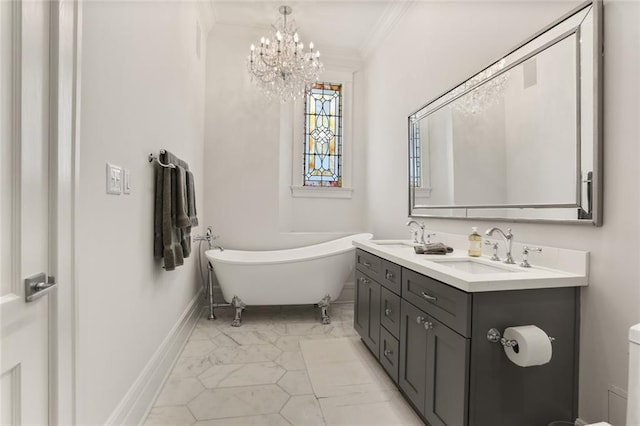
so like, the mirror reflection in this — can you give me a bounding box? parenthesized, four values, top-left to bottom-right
(408, 2, 601, 224)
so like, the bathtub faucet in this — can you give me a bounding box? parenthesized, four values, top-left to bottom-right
(193, 226, 223, 250)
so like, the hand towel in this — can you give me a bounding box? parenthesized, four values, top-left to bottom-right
(153, 164, 164, 259)
(163, 161, 184, 270)
(414, 242, 454, 255)
(186, 170, 199, 227)
(175, 165, 192, 259)
(175, 166, 190, 229)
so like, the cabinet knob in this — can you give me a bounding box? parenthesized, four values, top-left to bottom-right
(416, 316, 426, 324)
(385, 271, 394, 280)
(384, 349, 393, 357)
(360, 277, 370, 285)
(424, 321, 434, 330)
(385, 308, 392, 316)
(421, 292, 438, 302)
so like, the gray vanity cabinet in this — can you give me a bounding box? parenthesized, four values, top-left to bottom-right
(353, 248, 580, 426)
(354, 269, 381, 355)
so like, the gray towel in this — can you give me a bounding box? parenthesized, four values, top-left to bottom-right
(175, 165, 192, 258)
(175, 166, 190, 229)
(164, 161, 184, 269)
(414, 242, 454, 255)
(186, 170, 198, 227)
(153, 150, 192, 270)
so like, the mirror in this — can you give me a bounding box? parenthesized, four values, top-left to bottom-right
(408, 1, 602, 225)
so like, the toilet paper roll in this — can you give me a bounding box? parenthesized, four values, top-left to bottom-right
(503, 325, 552, 367)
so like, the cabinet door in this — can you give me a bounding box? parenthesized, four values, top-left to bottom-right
(424, 316, 470, 426)
(354, 271, 381, 356)
(399, 300, 428, 414)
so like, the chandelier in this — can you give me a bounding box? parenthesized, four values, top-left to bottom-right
(451, 59, 511, 115)
(247, 5, 323, 102)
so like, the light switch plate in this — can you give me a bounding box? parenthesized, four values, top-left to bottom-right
(123, 169, 131, 194)
(106, 163, 122, 195)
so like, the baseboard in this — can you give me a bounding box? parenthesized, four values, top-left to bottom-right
(105, 291, 202, 426)
(575, 419, 587, 425)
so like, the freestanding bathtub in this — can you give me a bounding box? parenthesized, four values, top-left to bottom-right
(205, 233, 373, 326)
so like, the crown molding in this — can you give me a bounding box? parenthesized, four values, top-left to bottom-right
(359, 0, 414, 59)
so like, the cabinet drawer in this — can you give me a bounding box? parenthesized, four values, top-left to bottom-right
(379, 327, 399, 384)
(380, 287, 401, 338)
(402, 268, 471, 337)
(380, 260, 402, 295)
(356, 249, 382, 281)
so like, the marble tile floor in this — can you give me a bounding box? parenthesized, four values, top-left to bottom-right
(143, 302, 422, 426)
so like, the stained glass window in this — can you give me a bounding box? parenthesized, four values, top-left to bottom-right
(409, 120, 422, 187)
(304, 82, 343, 187)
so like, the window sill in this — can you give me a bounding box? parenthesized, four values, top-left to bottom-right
(290, 186, 354, 199)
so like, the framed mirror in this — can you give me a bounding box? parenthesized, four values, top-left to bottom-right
(408, 0, 602, 225)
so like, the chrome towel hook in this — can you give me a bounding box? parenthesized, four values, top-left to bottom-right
(148, 150, 176, 169)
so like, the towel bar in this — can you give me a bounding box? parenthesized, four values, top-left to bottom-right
(148, 150, 176, 169)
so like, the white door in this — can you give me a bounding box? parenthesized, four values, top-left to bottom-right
(1, 1, 53, 425)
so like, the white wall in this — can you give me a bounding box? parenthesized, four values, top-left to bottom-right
(76, 2, 208, 423)
(364, 1, 640, 423)
(203, 24, 366, 251)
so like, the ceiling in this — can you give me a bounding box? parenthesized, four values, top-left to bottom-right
(209, 1, 410, 57)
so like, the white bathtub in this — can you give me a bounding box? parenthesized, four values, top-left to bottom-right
(205, 233, 373, 325)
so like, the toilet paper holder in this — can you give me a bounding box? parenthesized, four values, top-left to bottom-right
(486, 328, 555, 347)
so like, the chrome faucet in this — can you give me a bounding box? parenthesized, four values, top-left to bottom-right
(484, 227, 515, 264)
(406, 220, 426, 245)
(193, 226, 224, 251)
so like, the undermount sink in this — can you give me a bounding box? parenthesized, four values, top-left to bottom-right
(369, 240, 416, 249)
(430, 259, 520, 274)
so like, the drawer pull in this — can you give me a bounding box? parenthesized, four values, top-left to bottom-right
(361, 278, 370, 285)
(421, 292, 438, 302)
(363, 261, 371, 267)
(385, 271, 394, 280)
(424, 321, 434, 330)
(416, 316, 426, 324)
(384, 349, 393, 357)
(385, 308, 392, 316)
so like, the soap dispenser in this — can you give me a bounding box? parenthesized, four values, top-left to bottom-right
(468, 227, 482, 257)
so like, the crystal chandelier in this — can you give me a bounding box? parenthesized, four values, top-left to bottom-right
(247, 5, 323, 102)
(451, 59, 511, 115)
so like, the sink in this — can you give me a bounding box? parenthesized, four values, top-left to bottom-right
(430, 259, 520, 274)
(369, 240, 417, 249)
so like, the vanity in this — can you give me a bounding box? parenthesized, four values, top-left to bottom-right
(356, 0, 602, 423)
(352, 238, 588, 426)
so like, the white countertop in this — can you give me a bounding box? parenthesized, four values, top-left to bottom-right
(353, 239, 589, 293)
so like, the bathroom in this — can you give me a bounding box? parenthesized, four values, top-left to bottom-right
(0, 0, 638, 425)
